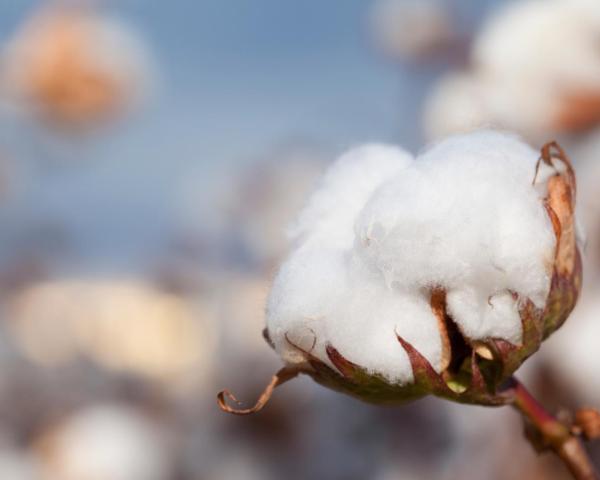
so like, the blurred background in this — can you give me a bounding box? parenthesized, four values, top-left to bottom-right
(0, 0, 599, 479)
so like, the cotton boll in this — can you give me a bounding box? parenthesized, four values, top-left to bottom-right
(355, 131, 555, 343)
(289, 144, 413, 249)
(1, 5, 153, 128)
(263, 130, 568, 400)
(369, 0, 454, 62)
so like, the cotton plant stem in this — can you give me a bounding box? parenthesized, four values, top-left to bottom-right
(510, 377, 598, 480)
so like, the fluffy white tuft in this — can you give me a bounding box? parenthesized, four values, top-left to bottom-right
(423, 0, 600, 141)
(288, 144, 413, 249)
(267, 131, 555, 384)
(369, 0, 454, 60)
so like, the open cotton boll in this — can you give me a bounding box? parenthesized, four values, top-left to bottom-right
(356, 131, 555, 344)
(263, 130, 568, 396)
(289, 144, 413, 249)
(223, 130, 580, 415)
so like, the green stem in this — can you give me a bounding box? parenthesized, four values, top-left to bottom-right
(510, 377, 598, 480)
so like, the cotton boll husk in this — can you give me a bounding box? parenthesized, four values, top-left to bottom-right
(289, 144, 413, 249)
(369, 0, 454, 62)
(355, 131, 555, 343)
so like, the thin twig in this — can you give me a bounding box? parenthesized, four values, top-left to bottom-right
(509, 377, 598, 480)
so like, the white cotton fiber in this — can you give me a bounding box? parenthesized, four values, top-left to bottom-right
(288, 144, 413, 248)
(473, 0, 600, 91)
(267, 131, 556, 384)
(356, 131, 554, 342)
(423, 0, 600, 142)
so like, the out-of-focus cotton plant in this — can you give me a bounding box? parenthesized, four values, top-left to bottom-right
(224, 147, 326, 270)
(218, 130, 600, 479)
(33, 405, 172, 480)
(424, 0, 600, 142)
(6, 278, 217, 390)
(0, 3, 152, 130)
(369, 0, 456, 63)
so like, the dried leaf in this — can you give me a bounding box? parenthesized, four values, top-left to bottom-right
(217, 367, 300, 415)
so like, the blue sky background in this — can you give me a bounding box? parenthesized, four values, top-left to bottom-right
(0, 0, 503, 273)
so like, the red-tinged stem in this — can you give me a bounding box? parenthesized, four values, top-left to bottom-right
(510, 377, 598, 480)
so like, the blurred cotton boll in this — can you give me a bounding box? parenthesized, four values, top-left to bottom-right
(422, 72, 495, 144)
(5, 278, 218, 390)
(33, 405, 172, 480)
(424, 0, 600, 142)
(0, 3, 153, 129)
(174, 145, 327, 273)
(369, 0, 455, 62)
(219, 274, 273, 360)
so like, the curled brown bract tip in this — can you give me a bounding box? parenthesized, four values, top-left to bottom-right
(217, 367, 300, 415)
(534, 141, 576, 195)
